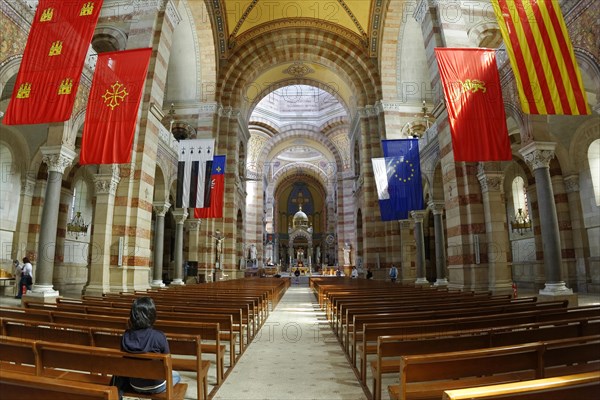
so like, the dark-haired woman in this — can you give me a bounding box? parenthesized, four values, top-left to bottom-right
(116, 297, 181, 396)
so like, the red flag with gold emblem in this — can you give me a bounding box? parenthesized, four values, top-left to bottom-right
(80, 48, 152, 164)
(3, 0, 103, 125)
(435, 48, 512, 162)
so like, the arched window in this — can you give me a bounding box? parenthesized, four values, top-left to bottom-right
(589, 139, 600, 206)
(511, 176, 529, 216)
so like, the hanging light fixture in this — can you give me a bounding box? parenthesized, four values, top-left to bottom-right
(511, 208, 531, 235)
(67, 181, 89, 239)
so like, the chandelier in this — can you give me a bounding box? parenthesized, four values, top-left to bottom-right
(67, 211, 89, 239)
(402, 100, 435, 138)
(510, 208, 531, 235)
(67, 181, 89, 239)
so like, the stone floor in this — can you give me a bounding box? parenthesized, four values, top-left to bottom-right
(212, 282, 368, 400)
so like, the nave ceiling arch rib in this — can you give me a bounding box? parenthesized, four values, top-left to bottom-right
(212, 0, 386, 59)
(216, 27, 381, 109)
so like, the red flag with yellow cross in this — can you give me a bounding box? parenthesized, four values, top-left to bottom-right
(80, 48, 152, 164)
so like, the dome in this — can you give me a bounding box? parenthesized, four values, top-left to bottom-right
(292, 205, 309, 228)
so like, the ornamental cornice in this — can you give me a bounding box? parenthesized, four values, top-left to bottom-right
(428, 200, 445, 215)
(41, 146, 76, 174)
(477, 171, 504, 193)
(563, 175, 580, 193)
(172, 209, 188, 223)
(399, 219, 412, 229)
(165, 0, 181, 26)
(185, 219, 201, 231)
(153, 201, 172, 217)
(93, 166, 120, 196)
(411, 210, 426, 222)
(519, 142, 556, 171)
(413, 0, 429, 24)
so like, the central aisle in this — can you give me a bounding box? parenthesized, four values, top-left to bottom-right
(213, 284, 367, 400)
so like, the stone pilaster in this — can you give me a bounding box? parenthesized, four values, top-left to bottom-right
(84, 166, 121, 296)
(564, 175, 590, 292)
(428, 201, 448, 286)
(477, 163, 512, 295)
(29, 145, 76, 301)
(13, 178, 35, 261)
(520, 142, 574, 297)
(171, 209, 188, 285)
(411, 210, 428, 285)
(151, 202, 171, 288)
(398, 220, 414, 284)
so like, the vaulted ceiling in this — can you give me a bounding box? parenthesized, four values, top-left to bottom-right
(208, 0, 386, 59)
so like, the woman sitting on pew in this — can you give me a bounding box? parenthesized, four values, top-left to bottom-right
(113, 297, 181, 396)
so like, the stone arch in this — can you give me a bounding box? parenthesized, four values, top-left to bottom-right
(186, 0, 218, 102)
(574, 49, 600, 110)
(570, 118, 600, 171)
(246, 79, 351, 121)
(258, 128, 344, 173)
(218, 27, 381, 109)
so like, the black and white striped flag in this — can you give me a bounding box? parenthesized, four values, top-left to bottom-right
(176, 139, 215, 209)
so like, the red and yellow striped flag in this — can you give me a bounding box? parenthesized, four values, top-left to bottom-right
(491, 0, 590, 115)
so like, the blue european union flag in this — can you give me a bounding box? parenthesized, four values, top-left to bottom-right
(378, 139, 424, 221)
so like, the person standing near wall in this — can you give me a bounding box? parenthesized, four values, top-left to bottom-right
(16, 257, 33, 299)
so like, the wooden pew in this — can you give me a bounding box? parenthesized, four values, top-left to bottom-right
(0, 318, 212, 399)
(442, 370, 600, 400)
(387, 335, 600, 400)
(1, 369, 120, 400)
(369, 316, 600, 400)
(39, 300, 245, 359)
(361, 305, 600, 394)
(0, 308, 227, 386)
(4, 306, 231, 374)
(347, 300, 568, 364)
(0, 336, 189, 400)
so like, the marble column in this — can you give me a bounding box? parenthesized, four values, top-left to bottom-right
(411, 210, 428, 285)
(151, 202, 171, 288)
(171, 209, 188, 285)
(428, 201, 448, 286)
(477, 164, 513, 295)
(84, 166, 121, 296)
(564, 175, 590, 292)
(30, 146, 76, 300)
(520, 142, 573, 295)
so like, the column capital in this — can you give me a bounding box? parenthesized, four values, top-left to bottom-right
(40, 145, 76, 174)
(411, 210, 426, 222)
(172, 209, 188, 224)
(519, 141, 556, 171)
(477, 168, 504, 193)
(93, 166, 121, 196)
(153, 202, 171, 216)
(428, 200, 445, 215)
(563, 175, 580, 193)
(399, 219, 412, 229)
(186, 219, 201, 231)
(21, 177, 36, 196)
